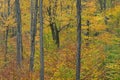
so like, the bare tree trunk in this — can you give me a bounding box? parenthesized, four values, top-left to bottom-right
(98, 0, 103, 11)
(48, 0, 60, 48)
(86, 20, 90, 46)
(4, 26, 9, 64)
(4, 0, 10, 65)
(50, 23, 60, 47)
(53, 23, 60, 47)
(39, 0, 44, 79)
(15, 0, 23, 67)
(30, 0, 38, 72)
(76, 0, 81, 80)
(8, 0, 10, 15)
(110, 0, 113, 8)
(103, 0, 106, 10)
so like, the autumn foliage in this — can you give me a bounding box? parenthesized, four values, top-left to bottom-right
(0, 0, 120, 80)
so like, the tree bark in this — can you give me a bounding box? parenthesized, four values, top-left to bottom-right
(30, 0, 38, 72)
(4, 0, 10, 65)
(98, 0, 103, 11)
(76, 0, 81, 80)
(39, 0, 44, 79)
(86, 20, 90, 46)
(8, 0, 10, 15)
(15, 0, 23, 67)
(103, 0, 106, 10)
(4, 26, 9, 64)
(48, 0, 60, 48)
(50, 22, 60, 47)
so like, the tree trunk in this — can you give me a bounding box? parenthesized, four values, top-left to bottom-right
(4, 0, 10, 65)
(15, 0, 23, 67)
(98, 0, 103, 11)
(53, 23, 60, 47)
(48, 0, 60, 48)
(8, 0, 10, 15)
(76, 0, 81, 80)
(4, 26, 9, 64)
(110, 0, 113, 8)
(50, 23, 60, 47)
(55, 30, 60, 48)
(86, 20, 90, 46)
(30, 0, 38, 72)
(50, 23, 56, 40)
(103, 0, 106, 10)
(39, 0, 44, 79)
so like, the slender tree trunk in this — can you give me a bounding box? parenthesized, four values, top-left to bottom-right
(86, 20, 90, 46)
(4, 0, 7, 64)
(4, 0, 10, 65)
(8, 0, 10, 15)
(49, 21, 60, 48)
(15, 0, 23, 67)
(103, 0, 106, 10)
(55, 30, 60, 47)
(4, 26, 9, 63)
(50, 23, 60, 47)
(110, 0, 113, 8)
(54, 24, 60, 47)
(98, 0, 103, 11)
(50, 23, 56, 40)
(30, 0, 38, 72)
(76, 0, 81, 80)
(39, 0, 44, 79)
(48, 0, 60, 48)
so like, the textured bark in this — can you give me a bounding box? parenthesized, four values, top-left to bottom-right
(76, 0, 81, 80)
(110, 0, 113, 8)
(39, 0, 44, 79)
(50, 23, 60, 47)
(4, 26, 9, 63)
(15, 0, 23, 67)
(86, 20, 90, 46)
(50, 23, 56, 40)
(98, 0, 103, 11)
(103, 0, 106, 10)
(8, 0, 10, 15)
(48, 0, 60, 47)
(4, 0, 10, 65)
(30, 0, 38, 72)
(54, 23, 60, 47)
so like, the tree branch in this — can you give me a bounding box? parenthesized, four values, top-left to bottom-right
(59, 23, 70, 32)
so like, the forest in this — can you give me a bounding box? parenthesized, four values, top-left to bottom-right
(0, 0, 120, 80)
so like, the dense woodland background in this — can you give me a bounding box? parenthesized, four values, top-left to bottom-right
(0, 0, 120, 80)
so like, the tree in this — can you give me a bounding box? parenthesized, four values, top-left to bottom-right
(15, 0, 23, 67)
(76, 0, 81, 80)
(47, 0, 70, 48)
(4, 0, 10, 64)
(85, 20, 90, 46)
(98, 0, 103, 11)
(47, 0, 60, 47)
(103, 0, 106, 10)
(30, 0, 38, 71)
(39, 0, 44, 79)
(98, 0, 106, 11)
(7, 0, 10, 15)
